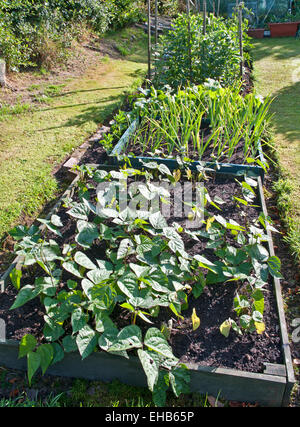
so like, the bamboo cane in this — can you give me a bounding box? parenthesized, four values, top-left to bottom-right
(186, 0, 193, 82)
(238, 3, 243, 79)
(155, 0, 158, 46)
(203, 0, 207, 35)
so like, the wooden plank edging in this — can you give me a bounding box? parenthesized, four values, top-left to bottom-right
(0, 339, 287, 406)
(257, 176, 296, 405)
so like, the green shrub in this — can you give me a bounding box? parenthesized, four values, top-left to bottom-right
(0, 0, 144, 71)
(0, 17, 32, 70)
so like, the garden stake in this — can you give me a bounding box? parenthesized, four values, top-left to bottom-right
(186, 0, 193, 82)
(238, 3, 243, 79)
(155, 0, 158, 46)
(0, 59, 6, 87)
(203, 0, 207, 35)
(148, 0, 152, 80)
(217, 0, 220, 16)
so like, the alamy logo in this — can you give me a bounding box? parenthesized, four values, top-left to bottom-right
(291, 318, 300, 344)
(96, 178, 206, 229)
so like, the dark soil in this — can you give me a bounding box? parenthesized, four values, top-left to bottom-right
(241, 62, 254, 96)
(0, 173, 283, 374)
(78, 141, 108, 166)
(171, 277, 281, 371)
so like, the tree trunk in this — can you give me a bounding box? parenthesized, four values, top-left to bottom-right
(0, 60, 6, 88)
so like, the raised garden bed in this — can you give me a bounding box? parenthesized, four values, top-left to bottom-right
(247, 29, 265, 39)
(269, 22, 300, 37)
(0, 164, 295, 406)
(109, 118, 267, 179)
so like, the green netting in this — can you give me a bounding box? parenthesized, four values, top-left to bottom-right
(193, 1, 298, 25)
(206, 1, 288, 16)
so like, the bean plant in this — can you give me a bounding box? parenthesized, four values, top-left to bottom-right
(8, 163, 281, 405)
(153, 12, 252, 90)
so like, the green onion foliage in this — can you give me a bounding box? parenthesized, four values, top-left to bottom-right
(129, 82, 272, 165)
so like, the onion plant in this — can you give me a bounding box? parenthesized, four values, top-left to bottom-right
(128, 83, 272, 165)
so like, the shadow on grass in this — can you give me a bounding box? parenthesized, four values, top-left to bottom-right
(39, 93, 122, 113)
(65, 100, 125, 128)
(50, 86, 127, 98)
(267, 80, 300, 146)
(38, 94, 125, 132)
(128, 68, 147, 79)
(252, 37, 300, 62)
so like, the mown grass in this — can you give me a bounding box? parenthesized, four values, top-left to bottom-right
(252, 37, 300, 261)
(0, 27, 148, 251)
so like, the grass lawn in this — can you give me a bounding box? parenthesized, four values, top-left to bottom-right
(0, 371, 216, 408)
(0, 26, 148, 261)
(252, 37, 300, 260)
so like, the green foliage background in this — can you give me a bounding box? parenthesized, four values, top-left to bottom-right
(0, 0, 145, 70)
